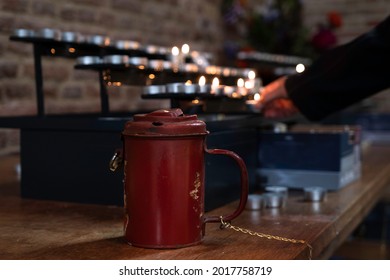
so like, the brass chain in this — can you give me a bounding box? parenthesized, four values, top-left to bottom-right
(220, 216, 313, 260)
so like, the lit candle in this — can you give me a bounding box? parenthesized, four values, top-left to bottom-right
(248, 70, 256, 80)
(181, 43, 190, 55)
(296, 63, 305, 73)
(245, 92, 261, 111)
(171, 46, 180, 70)
(183, 80, 199, 94)
(198, 76, 211, 94)
(237, 78, 246, 95)
(211, 77, 224, 95)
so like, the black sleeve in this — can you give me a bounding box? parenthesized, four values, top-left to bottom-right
(285, 15, 390, 121)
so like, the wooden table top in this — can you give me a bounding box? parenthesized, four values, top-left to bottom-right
(1, 144, 390, 260)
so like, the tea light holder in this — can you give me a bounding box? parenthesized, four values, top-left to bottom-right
(128, 57, 148, 67)
(143, 85, 166, 95)
(76, 56, 102, 65)
(13, 28, 35, 38)
(61, 31, 84, 43)
(265, 186, 288, 197)
(148, 60, 165, 71)
(264, 192, 285, 208)
(166, 83, 183, 93)
(103, 55, 129, 65)
(182, 84, 199, 94)
(303, 187, 327, 202)
(87, 35, 110, 46)
(198, 84, 211, 94)
(114, 40, 140, 50)
(166, 83, 200, 94)
(211, 85, 225, 95)
(245, 194, 264, 210)
(36, 28, 61, 40)
(223, 86, 236, 96)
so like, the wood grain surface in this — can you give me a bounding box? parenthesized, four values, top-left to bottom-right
(1, 144, 389, 260)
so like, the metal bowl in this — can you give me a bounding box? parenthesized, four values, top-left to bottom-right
(264, 192, 285, 208)
(148, 59, 165, 70)
(76, 56, 102, 65)
(113, 40, 140, 50)
(245, 194, 264, 210)
(198, 84, 211, 94)
(128, 57, 148, 66)
(182, 84, 199, 94)
(61, 31, 85, 43)
(36, 28, 61, 40)
(13, 28, 35, 38)
(166, 83, 184, 94)
(183, 63, 199, 73)
(143, 85, 166, 95)
(265, 186, 288, 197)
(86, 35, 110, 46)
(143, 45, 169, 55)
(303, 187, 327, 202)
(103, 55, 129, 65)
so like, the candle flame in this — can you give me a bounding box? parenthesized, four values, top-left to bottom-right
(181, 43, 190, 54)
(171, 46, 179, 56)
(212, 77, 219, 87)
(296, 63, 305, 73)
(248, 70, 256, 80)
(237, 78, 244, 88)
(198, 76, 206, 86)
(245, 80, 254, 89)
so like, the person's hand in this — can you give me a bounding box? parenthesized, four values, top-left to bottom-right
(258, 98, 299, 118)
(255, 76, 300, 118)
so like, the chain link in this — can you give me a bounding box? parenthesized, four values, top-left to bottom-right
(220, 216, 313, 260)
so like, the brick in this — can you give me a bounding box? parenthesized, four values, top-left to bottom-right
(61, 85, 83, 99)
(5, 129, 20, 147)
(96, 12, 117, 29)
(0, 61, 18, 78)
(42, 61, 71, 82)
(0, 130, 6, 149)
(7, 41, 33, 56)
(85, 84, 100, 98)
(0, 82, 34, 100)
(1, 0, 29, 13)
(0, 101, 37, 117)
(111, 0, 142, 13)
(0, 15, 15, 34)
(72, 69, 99, 81)
(67, 0, 105, 7)
(32, 1, 56, 16)
(60, 7, 96, 23)
(43, 83, 60, 99)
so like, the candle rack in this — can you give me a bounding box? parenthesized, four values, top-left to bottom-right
(10, 28, 257, 116)
(2, 28, 262, 207)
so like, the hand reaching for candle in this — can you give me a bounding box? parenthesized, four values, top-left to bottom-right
(253, 15, 390, 121)
(255, 76, 300, 119)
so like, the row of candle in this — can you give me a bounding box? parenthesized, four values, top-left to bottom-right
(143, 76, 262, 98)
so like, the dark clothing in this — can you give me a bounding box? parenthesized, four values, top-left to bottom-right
(286, 15, 390, 121)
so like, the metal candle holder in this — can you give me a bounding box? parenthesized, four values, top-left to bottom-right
(245, 194, 264, 210)
(264, 192, 285, 208)
(303, 187, 327, 202)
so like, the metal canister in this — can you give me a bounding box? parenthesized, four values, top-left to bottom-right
(120, 108, 248, 248)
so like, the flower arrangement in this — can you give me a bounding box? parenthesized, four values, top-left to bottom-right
(221, 0, 342, 59)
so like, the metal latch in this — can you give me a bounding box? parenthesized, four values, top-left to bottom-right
(109, 149, 123, 172)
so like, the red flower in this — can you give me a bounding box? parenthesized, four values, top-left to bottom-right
(327, 11, 343, 28)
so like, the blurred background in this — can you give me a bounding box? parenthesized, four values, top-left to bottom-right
(0, 0, 389, 154)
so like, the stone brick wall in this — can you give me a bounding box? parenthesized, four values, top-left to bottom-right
(0, 0, 389, 155)
(0, 0, 224, 155)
